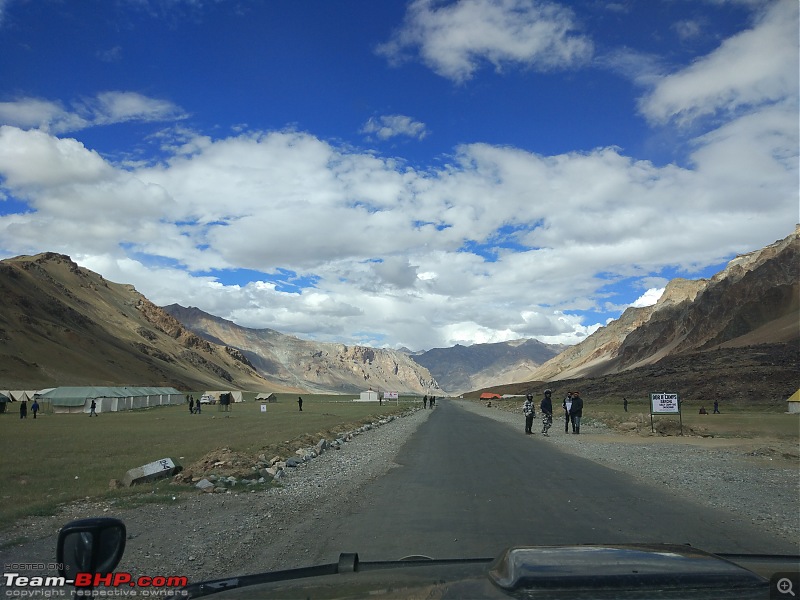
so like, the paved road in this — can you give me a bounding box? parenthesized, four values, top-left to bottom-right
(315, 399, 793, 561)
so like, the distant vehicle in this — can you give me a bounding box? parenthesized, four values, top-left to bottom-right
(199, 394, 214, 404)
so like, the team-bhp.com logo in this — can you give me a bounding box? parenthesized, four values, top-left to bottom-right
(3, 572, 188, 597)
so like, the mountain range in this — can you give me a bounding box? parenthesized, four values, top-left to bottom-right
(0, 227, 796, 397)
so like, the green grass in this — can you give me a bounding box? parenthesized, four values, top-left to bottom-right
(0, 395, 413, 529)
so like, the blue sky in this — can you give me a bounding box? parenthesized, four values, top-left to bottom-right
(0, 0, 797, 351)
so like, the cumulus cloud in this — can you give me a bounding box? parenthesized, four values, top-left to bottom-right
(639, 0, 799, 125)
(361, 114, 428, 140)
(0, 92, 187, 134)
(0, 106, 794, 349)
(0, 3, 796, 351)
(376, 0, 593, 82)
(630, 287, 665, 308)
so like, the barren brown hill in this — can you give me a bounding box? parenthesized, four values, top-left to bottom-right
(162, 305, 443, 395)
(0, 253, 293, 391)
(472, 343, 798, 408)
(529, 228, 799, 383)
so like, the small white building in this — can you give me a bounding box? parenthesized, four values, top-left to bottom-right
(357, 389, 380, 402)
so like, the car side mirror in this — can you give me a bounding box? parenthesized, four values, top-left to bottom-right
(57, 518, 126, 581)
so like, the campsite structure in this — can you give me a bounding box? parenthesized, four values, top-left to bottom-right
(38, 386, 183, 414)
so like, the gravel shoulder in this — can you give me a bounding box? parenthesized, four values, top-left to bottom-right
(2, 399, 797, 589)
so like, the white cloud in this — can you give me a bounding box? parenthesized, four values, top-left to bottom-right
(0, 99, 89, 133)
(639, 0, 799, 125)
(0, 103, 795, 350)
(0, 92, 186, 134)
(376, 0, 593, 83)
(361, 114, 428, 140)
(1, 0, 797, 352)
(630, 287, 665, 308)
(89, 91, 187, 125)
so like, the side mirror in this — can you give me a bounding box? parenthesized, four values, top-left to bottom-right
(57, 518, 126, 581)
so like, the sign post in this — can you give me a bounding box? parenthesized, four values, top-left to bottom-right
(650, 392, 681, 435)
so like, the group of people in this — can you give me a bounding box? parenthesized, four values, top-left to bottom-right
(422, 395, 436, 409)
(18, 399, 40, 419)
(523, 389, 583, 435)
(187, 396, 202, 414)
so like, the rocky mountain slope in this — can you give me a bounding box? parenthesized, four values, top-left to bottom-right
(163, 305, 442, 395)
(410, 338, 565, 394)
(528, 227, 799, 383)
(0, 253, 282, 391)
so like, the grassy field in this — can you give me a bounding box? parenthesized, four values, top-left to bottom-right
(0, 394, 417, 529)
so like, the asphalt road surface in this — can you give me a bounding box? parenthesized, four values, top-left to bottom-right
(316, 399, 793, 561)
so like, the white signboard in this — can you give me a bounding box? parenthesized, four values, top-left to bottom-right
(651, 393, 680, 414)
(383, 391, 399, 400)
(260, 403, 267, 413)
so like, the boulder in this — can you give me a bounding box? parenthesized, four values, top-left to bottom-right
(122, 458, 180, 487)
(195, 479, 214, 492)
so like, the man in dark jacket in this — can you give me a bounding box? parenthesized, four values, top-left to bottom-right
(570, 391, 584, 434)
(540, 390, 553, 435)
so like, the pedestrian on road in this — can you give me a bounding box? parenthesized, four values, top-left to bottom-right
(31, 399, 39, 419)
(19, 400, 27, 419)
(423, 395, 428, 409)
(298, 396, 303, 411)
(571, 391, 584, 434)
(540, 390, 553, 435)
(523, 393, 535, 434)
(89, 399, 98, 416)
(713, 400, 720, 414)
(562, 393, 572, 433)
(623, 397, 628, 412)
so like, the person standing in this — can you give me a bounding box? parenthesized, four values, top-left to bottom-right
(31, 399, 39, 419)
(623, 397, 628, 412)
(423, 395, 428, 409)
(562, 393, 572, 433)
(189, 397, 194, 414)
(571, 391, 584, 434)
(540, 389, 553, 435)
(89, 399, 98, 416)
(713, 400, 720, 414)
(19, 400, 27, 419)
(298, 396, 303, 411)
(195, 399, 201, 414)
(523, 393, 535, 434)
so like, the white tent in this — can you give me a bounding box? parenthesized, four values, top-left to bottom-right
(204, 390, 244, 403)
(255, 392, 277, 402)
(40, 386, 183, 414)
(1, 390, 37, 402)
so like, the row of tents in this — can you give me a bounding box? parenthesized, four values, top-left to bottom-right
(0, 387, 277, 415)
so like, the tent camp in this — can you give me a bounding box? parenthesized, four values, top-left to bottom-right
(40, 386, 183, 414)
(203, 390, 244, 404)
(0, 390, 37, 403)
(255, 392, 277, 403)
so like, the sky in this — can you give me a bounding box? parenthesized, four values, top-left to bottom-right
(0, 0, 797, 352)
